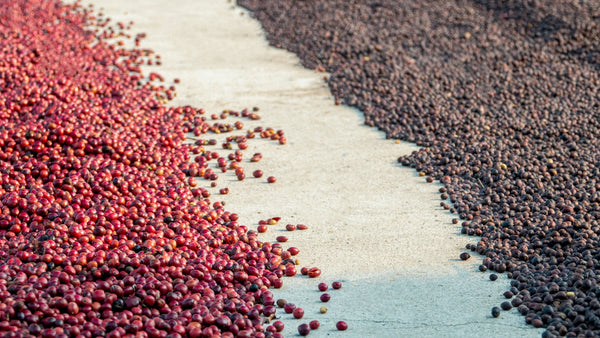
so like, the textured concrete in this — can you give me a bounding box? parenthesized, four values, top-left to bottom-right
(73, 0, 543, 336)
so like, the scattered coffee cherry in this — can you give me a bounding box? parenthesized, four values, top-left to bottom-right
(276, 235, 288, 242)
(219, 187, 229, 194)
(318, 282, 328, 292)
(459, 252, 471, 260)
(489, 274, 498, 281)
(276, 299, 287, 308)
(332, 281, 343, 289)
(267, 176, 277, 183)
(336, 321, 348, 331)
(293, 308, 305, 319)
(257, 224, 268, 233)
(297, 224, 309, 230)
(500, 301, 512, 311)
(309, 320, 320, 330)
(320, 293, 331, 302)
(253, 169, 263, 178)
(320, 306, 328, 314)
(300, 267, 309, 275)
(281, 251, 292, 260)
(265, 305, 278, 317)
(272, 278, 284, 288)
(284, 303, 296, 314)
(491, 307, 501, 318)
(308, 267, 322, 278)
(286, 223, 296, 231)
(298, 323, 310, 336)
(273, 321, 284, 332)
(285, 265, 297, 276)
(287, 247, 300, 255)
(503, 291, 514, 299)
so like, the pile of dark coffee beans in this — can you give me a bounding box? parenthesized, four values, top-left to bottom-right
(238, 0, 600, 335)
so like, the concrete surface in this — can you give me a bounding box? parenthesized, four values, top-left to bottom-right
(72, 0, 544, 336)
